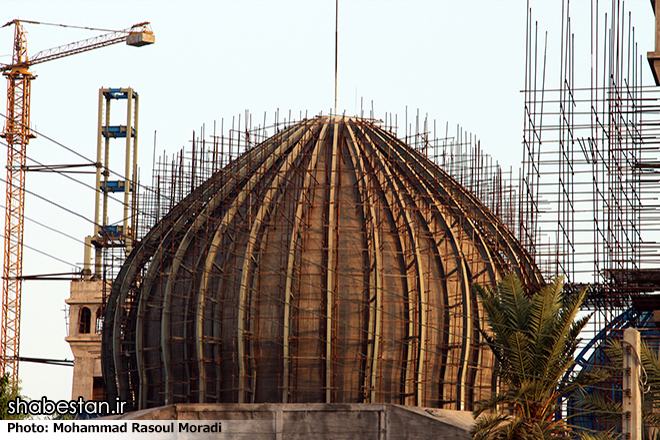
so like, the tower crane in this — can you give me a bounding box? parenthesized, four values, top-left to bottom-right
(0, 20, 154, 387)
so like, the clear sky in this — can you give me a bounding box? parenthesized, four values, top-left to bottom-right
(0, 0, 656, 406)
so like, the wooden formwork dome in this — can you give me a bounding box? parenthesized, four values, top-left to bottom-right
(102, 115, 542, 411)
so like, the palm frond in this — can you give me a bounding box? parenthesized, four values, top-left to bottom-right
(498, 274, 529, 334)
(471, 412, 511, 440)
(576, 431, 620, 440)
(557, 367, 612, 397)
(572, 392, 622, 422)
(528, 277, 563, 379)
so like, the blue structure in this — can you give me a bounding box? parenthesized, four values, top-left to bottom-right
(566, 309, 659, 432)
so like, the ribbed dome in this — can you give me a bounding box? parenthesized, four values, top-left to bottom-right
(102, 116, 542, 411)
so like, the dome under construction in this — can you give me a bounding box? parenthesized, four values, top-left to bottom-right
(102, 115, 542, 411)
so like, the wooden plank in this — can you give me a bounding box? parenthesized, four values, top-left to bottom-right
(324, 118, 340, 403)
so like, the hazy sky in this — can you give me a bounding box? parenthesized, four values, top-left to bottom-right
(0, 0, 656, 405)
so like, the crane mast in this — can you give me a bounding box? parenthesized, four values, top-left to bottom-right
(1, 20, 33, 387)
(0, 20, 153, 386)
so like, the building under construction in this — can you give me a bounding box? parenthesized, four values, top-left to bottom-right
(102, 115, 542, 411)
(59, 1, 660, 435)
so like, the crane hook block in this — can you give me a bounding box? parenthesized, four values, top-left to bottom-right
(127, 31, 155, 47)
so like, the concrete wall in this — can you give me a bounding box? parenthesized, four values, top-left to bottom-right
(107, 403, 474, 440)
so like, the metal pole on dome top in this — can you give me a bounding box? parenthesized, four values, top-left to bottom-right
(334, 0, 338, 115)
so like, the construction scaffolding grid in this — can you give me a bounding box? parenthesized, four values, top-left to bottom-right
(519, 0, 660, 431)
(520, 1, 660, 311)
(137, 113, 520, 254)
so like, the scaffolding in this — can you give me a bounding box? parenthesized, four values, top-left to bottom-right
(520, 0, 660, 312)
(519, 1, 660, 432)
(138, 113, 520, 254)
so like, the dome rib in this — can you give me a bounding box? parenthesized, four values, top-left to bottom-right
(344, 124, 383, 404)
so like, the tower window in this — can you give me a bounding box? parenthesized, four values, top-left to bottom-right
(79, 307, 91, 334)
(92, 376, 106, 401)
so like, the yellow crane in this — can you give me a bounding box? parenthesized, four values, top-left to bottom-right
(0, 20, 154, 387)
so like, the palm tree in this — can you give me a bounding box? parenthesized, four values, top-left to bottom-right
(471, 274, 610, 440)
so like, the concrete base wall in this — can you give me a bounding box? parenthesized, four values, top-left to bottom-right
(106, 403, 474, 440)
